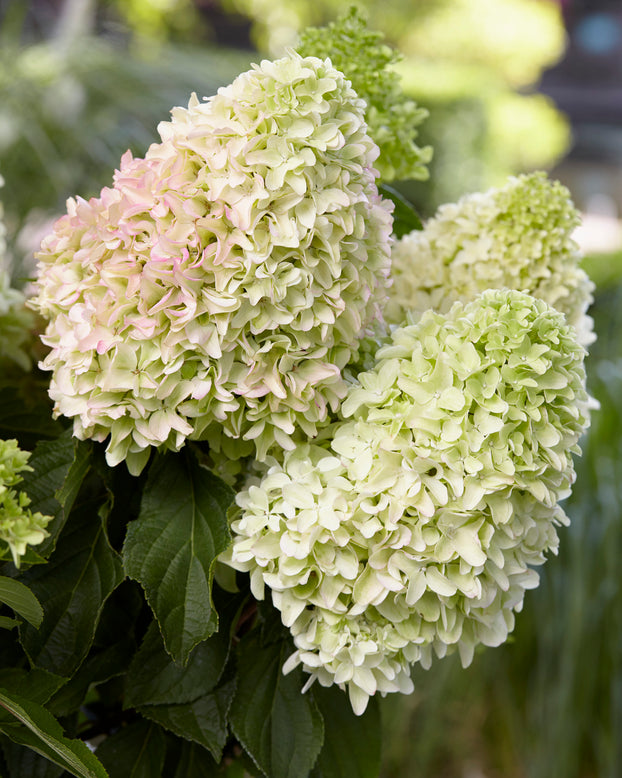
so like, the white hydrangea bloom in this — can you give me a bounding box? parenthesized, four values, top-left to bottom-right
(386, 172, 594, 346)
(31, 53, 392, 474)
(222, 289, 590, 714)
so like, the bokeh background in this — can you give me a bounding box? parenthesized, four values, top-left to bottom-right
(1, 1, 621, 776)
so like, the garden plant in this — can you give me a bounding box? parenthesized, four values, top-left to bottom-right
(0, 9, 595, 778)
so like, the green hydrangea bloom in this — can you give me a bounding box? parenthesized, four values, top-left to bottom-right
(0, 439, 52, 566)
(297, 8, 432, 183)
(386, 172, 594, 346)
(223, 289, 590, 714)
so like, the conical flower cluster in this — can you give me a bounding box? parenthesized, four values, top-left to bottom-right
(31, 52, 392, 475)
(223, 289, 590, 713)
(386, 173, 594, 345)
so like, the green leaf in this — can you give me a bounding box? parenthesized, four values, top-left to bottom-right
(95, 719, 165, 778)
(19, 503, 125, 677)
(18, 430, 92, 559)
(123, 452, 233, 665)
(229, 634, 324, 778)
(125, 619, 229, 708)
(0, 688, 108, 778)
(1, 736, 67, 778)
(0, 616, 20, 630)
(0, 668, 66, 706)
(48, 637, 135, 718)
(0, 385, 63, 450)
(138, 676, 236, 762)
(172, 742, 220, 778)
(378, 184, 423, 238)
(0, 576, 44, 627)
(310, 685, 381, 778)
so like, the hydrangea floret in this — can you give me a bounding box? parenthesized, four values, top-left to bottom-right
(222, 289, 590, 714)
(0, 439, 52, 566)
(297, 8, 432, 183)
(31, 52, 393, 475)
(386, 172, 595, 345)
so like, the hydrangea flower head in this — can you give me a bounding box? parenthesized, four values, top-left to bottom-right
(297, 8, 432, 183)
(32, 52, 393, 474)
(386, 172, 594, 345)
(0, 439, 52, 566)
(223, 289, 590, 714)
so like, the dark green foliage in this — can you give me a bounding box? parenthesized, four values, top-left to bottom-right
(0, 384, 62, 451)
(139, 677, 236, 762)
(125, 620, 230, 708)
(1, 737, 68, 778)
(0, 433, 374, 777)
(122, 452, 234, 665)
(19, 501, 124, 678)
(311, 686, 381, 778)
(0, 689, 108, 778)
(18, 430, 92, 559)
(230, 632, 324, 778)
(95, 719, 166, 778)
(0, 576, 43, 627)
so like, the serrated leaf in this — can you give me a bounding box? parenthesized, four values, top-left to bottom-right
(95, 719, 165, 778)
(18, 503, 124, 677)
(379, 184, 423, 238)
(139, 677, 235, 762)
(123, 452, 233, 665)
(125, 619, 229, 708)
(310, 685, 381, 778)
(229, 634, 324, 778)
(19, 430, 92, 559)
(0, 576, 43, 627)
(0, 669, 66, 707)
(0, 688, 108, 778)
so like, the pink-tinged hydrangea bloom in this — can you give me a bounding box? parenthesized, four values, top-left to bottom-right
(222, 290, 590, 714)
(386, 173, 594, 346)
(31, 53, 392, 474)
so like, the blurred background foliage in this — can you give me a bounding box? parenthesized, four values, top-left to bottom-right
(222, 0, 571, 212)
(0, 0, 251, 274)
(1, 1, 622, 776)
